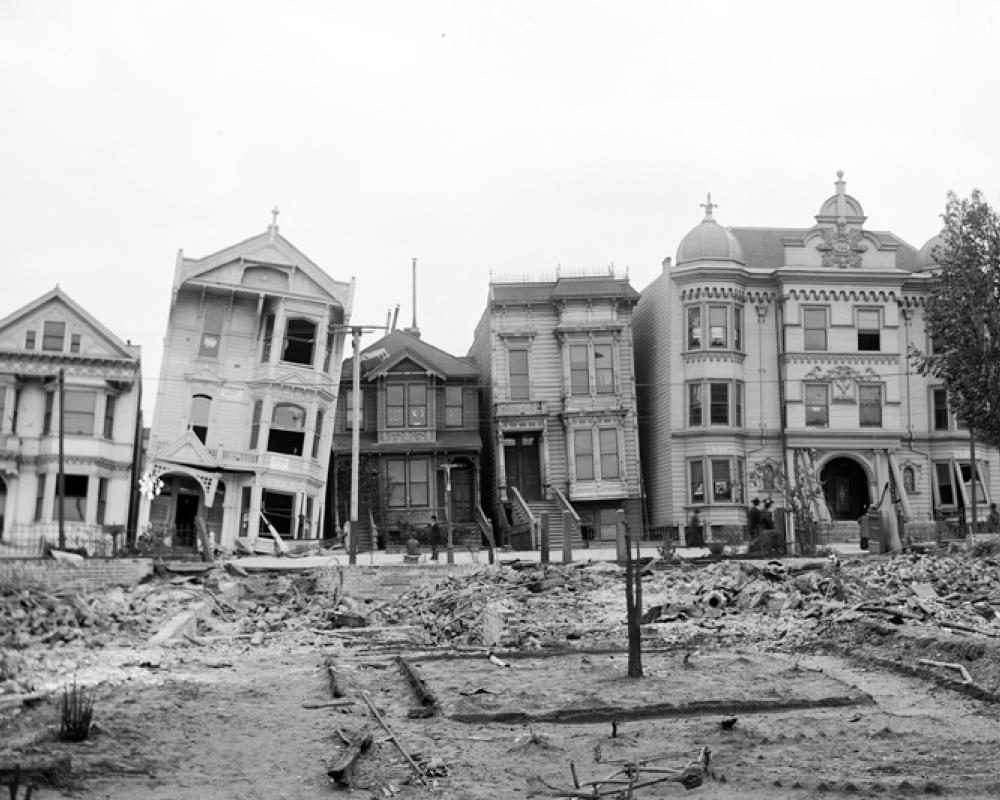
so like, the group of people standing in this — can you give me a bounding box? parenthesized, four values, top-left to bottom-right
(747, 497, 775, 538)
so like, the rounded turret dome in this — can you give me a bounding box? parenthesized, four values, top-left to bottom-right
(914, 233, 946, 272)
(676, 194, 745, 266)
(816, 170, 866, 222)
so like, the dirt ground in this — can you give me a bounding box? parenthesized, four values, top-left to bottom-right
(4, 555, 1000, 798)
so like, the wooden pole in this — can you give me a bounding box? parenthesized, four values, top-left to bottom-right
(349, 328, 361, 566)
(58, 368, 65, 550)
(562, 510, 573, 563)
(539, 512, 549, 564)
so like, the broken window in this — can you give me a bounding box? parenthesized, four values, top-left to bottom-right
(190, 394, 211, 444)
(282, 318, 316, 365)
(60, 474, 89, 523)
(199, 304, 224, 359)
(97, 477, 108, 525)
(260, 490, 294, 537)
(267, 403, 306, 455)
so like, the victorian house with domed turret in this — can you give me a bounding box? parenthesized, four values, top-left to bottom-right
(634, 173, 999, 550)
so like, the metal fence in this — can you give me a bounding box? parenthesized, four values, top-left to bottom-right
(2, 523, 124, 557)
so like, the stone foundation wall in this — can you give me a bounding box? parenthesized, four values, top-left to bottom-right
(0, 558, 154, 591)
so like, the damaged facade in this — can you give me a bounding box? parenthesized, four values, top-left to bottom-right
(139, 217, 354, 550)
(0, 288, 142, 554)
(330, 328, 487, 549)
(634, 173, 1000, 546)
(470, 271, 643, 547)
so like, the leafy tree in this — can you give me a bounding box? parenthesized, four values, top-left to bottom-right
(911, 190, 1000, 447)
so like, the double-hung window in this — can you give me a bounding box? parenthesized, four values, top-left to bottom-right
(386, 457, 429, 507)
(63, 390, 97, 435)
(932, 388, 950, 431)
(43, 321, 65, 352)
(857, 309, 881, 351)
(573, 428, 621, 482)
(570, 345, 589, 395)
(803, 307, 828, 351)
(709, 383, 729, 425)
(445, 386, 463, 427)
(688, 381, 742, 427)
(687, 307, 701, 349)
(508, 344, 529, 400)
(708, 306, 728, 348)
(594, 344, 614, 393)
(805, 384, 829, 427)
(386, 384, 427, 428)
(859, 385, 882, 427)
(689, 456, 745, 505)
(685, 304, 743, 351)
(688, 383, 702, 426)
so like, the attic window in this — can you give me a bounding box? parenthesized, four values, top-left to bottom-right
(282, 318, 316, 365)
(43, 321, 65, 352)
(25, 331, 36, 350)
(70, 334, 81, 353)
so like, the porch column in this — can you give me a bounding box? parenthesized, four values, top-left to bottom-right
(497, 427, 508, 503)
(248, 483, 263, 546)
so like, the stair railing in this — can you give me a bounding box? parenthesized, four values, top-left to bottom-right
(550, 484, 581, 541)
(508, 485, 537, 549)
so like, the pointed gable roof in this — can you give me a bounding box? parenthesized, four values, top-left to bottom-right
(0, 286, 139, 362)
(155, 429, 217, 469)
(344, 329, 479, 382)
(174, 227, 355, 312)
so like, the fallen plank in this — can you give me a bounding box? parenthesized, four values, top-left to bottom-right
(302, 699, 355, 709)
(918, 658, 973, 684)
(0, 692, 47, 711)
(326, 727, 373, 786)
(396, 656, 439, 712)
(0, 755, 72, 787)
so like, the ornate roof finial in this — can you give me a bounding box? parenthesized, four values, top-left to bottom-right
(269, 206, 280, 242)
(834, 171, 847, 222)
(700, 193, 717, 220)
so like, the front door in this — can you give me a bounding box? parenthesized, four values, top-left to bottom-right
(451, 465, 474, 522)
(504, 433, 542, 501)
(175, 492, 200, 546)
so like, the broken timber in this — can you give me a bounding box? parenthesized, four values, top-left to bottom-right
(324, 656, 347, 698)
(326, 727, 373, 786)
(396, 656, 439, 714)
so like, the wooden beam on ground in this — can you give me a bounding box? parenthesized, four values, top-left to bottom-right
(396, 655, 439, 713)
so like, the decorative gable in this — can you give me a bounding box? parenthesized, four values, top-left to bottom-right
(155, 429, 217, 469)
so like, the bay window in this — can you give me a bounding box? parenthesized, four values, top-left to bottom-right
(572, 427, 622, 482)
(689, 456, 745, 505)
(687, 380, 743, 427)
(685, 303, 743, 351)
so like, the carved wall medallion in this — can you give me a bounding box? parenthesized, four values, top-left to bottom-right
(817, 223, 867, 269)
(803, 364, 880, 402)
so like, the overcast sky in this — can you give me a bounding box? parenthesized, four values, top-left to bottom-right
(3, 0, 999, 414)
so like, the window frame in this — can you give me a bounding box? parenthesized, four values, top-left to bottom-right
(103, 394, 117, 439)
(385, 457, 431, 508)
(63, 389, 97, 436)
(856, 308, 881, 352)
(311, 409, 325, 459)
(802, 306, 828, 352)
(97, 477, 109, 524)
(43, 321, 66, 352)
(858, 384, 882, 428)
(689, 455, 745, 506)
(688, 382, 702, 426)
(709, 382, 729, 425)
(686, 306, 702, 349)
(708, 305, 728, 348)
(190, 394, 211, 444)
(508, 344, 530, 400)
(267, 402, 307, 455)
(804, 383, 829, 427)
(25, 330, 36, 350)
(569, 344, 589, 395)
(281, 317, 317, 366)
(574, 429, 595, 481)
(445, 386, 463, 427)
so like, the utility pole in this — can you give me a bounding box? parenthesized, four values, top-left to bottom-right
(58, 368, 65, 550)
(349, 327, 361, 565)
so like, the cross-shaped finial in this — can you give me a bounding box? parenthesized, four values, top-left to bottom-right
(700, 193, 717, 218)
(271, 206, 280, 226)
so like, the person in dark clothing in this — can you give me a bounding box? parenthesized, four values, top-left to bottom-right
(762, 499, 775, 530)
(429, 514, 441, 561)
(687, 510, 704, 547)
(748, 498, 762, 538)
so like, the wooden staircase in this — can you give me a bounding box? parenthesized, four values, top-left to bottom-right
(526, 499, 586, 548)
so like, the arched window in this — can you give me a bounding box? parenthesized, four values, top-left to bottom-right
(903, 466, 916, 493)
(268, 403, 306, 455)
(190, 394, 212, 444)
(282, 318, 316, 365)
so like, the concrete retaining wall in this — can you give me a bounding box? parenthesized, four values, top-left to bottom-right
(0, 558, 154, 591)
(317, 563, 483, 600)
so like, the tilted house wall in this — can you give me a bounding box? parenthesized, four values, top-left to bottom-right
(140, 220, 354, 550)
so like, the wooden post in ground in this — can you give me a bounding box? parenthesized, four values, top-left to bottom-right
(621, 508, 643, 678)
(616, 510, 628, 563)
(539, 512, 549, 564)
(562, 511, 573, 563)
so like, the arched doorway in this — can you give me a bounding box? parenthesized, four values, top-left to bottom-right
(821, 457, 870, 521)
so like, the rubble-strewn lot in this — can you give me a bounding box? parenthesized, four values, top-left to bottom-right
(3, 547, 1000, 798)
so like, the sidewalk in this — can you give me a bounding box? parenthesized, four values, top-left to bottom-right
(234, 540, 869, 571)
